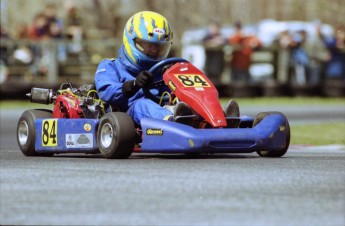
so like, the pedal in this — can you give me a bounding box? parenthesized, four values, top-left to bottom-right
(225, 117, 241, 128)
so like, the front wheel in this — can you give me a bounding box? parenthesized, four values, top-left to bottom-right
(253, 111, 290, 157)
(17, 109, 54, 156)
(97, 112, 136, 159)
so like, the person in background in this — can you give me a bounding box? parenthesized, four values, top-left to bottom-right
(275, 30, 293, 83)
(65, 5, 83, 54)
(42, 2, 67, 62)
(27, 13, 51, 76)
(202, 20, 226, 84)
(49, 19, 67, 62)
(304, 22, 330, 85)
(12, 23, 34, 65)
(0, 25, 10, 84)
(322, 25, 345, 81)
(228, 21, 261, 82)
(43, 3, 64, 29)
(0, 25, 10, 65)
(27, 13, 49, 40)
(290, 30, 309, 85)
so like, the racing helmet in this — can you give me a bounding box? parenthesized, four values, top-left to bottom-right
(123, 11, 173, 68)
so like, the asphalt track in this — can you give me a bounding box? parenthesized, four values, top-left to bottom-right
(1, 106, 345, 225)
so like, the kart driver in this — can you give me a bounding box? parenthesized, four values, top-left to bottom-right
(95, 11, 239, 126)
(94, 11, 191, 125)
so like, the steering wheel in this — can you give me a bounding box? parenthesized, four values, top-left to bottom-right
(143, 57, 189, 104)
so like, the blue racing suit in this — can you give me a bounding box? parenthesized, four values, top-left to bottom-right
(94, 45, 172, 125)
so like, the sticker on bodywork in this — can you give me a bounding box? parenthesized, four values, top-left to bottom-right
(66, 134, 93, 148)
(84, 123, 92, 132)
(168, 81, 176, 91)
(146, 129, 163, 136)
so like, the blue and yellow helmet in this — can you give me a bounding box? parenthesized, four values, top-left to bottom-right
(123, 11, 173, 68)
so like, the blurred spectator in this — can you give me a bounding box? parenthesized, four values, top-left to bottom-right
(26, 13, 49, 76)
(49, 19, 67, 62)
(0, 25, 10, 64)
(65, 5, 84, 54)
(12, 23, 33, 65)
(202, 20, 226, 84)
(290, 30, 309, 85)
(0, 25, 9, 38)
(322, 25, 345, 80)
(44, 3, 66, 62)
(275, 30, 293, 83)
(14, 23, 29, 39)
(43, 2, 64, 31)
(304, 22, 330, 85)
(0, 25, 10, 83)
(49, 20, 64, 39)
(27, 13, 49, 40)
(228, 21, 261, 82)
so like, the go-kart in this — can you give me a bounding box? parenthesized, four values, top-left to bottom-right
(17, 57, 290, 159)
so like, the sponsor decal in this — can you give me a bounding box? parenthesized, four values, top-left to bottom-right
(84, 123, 92, 132)
(66, 134, 75, 147)
(66, 134, 93, 148)
(77, 134, 90, 144)
(67, 98, 76, 107)
(168, 81, 176, 91)
(153, 28, 165, 35)
(96, 68, 106, 74)
(189, 139, 194, 148)
(42, 119, 58, 147)
(146, 128, 163, 136)
(128, 26, 133, 34)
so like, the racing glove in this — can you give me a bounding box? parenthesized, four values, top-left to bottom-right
(122, 70, 153, 97)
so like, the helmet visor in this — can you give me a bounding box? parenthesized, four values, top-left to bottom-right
(134, 38, 171, 59)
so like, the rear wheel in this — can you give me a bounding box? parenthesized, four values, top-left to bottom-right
(97, 112, 135, 159)
(253, 111, 290, 157)
(17, 109, 54, 156)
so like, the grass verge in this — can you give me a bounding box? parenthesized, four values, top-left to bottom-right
(290, 122, 345, 145)
(220, 97, 345, 106)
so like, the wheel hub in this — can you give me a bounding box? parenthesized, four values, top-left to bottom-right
(100, 123, 115, 149)
(18, 121, 29, 146)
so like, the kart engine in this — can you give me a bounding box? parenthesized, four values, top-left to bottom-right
(27, 83, 106, 119)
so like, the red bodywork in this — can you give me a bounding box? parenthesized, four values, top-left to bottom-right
(53, 93, 83, 118)
(163, 62, 227, 128)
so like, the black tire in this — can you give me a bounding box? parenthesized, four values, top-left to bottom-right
(97, 112, 135, 159)
(253, 111, 290, 157)
(184, 153, 200, 158)
(17, 109, 54, 156)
